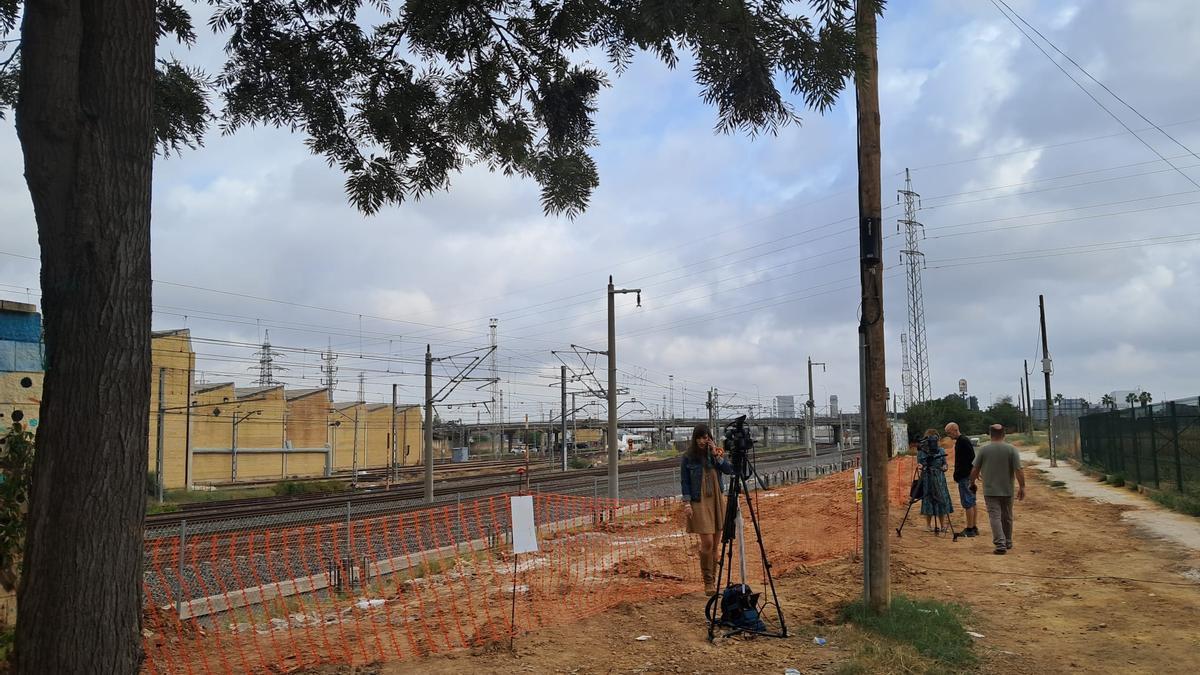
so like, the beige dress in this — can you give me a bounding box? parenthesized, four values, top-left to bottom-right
(686, 465, 726, 534)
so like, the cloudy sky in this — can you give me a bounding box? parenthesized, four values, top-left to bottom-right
(3, 0, 1199, 423)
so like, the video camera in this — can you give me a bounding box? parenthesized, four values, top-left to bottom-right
(722, 415, 755, 467)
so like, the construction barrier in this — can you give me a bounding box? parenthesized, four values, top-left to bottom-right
(142, 460, 914, 673)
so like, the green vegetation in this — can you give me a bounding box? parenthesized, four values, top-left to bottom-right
(1049, 480, 1067, 489)
(1105, 472, 1127, 488)
(841, 595, 976, 670)
(272, 480, 347, 497)
(1149, 488, 1200, 517)
(0, 624, 12, 664)
(568, 456, 592, 470)
(0, 425, 34, 596)
(904, 395, 1029, 441)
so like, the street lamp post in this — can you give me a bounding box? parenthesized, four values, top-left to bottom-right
(607, 276, 640, 500)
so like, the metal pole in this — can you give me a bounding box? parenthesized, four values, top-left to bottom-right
(561, 365, 568, 472)
(176, 519, 187, 617)
(1039, 295, 1056, 467)
(607, 276, 619, 500)
(807, 357, 825, 469)
(155, 367, 166, 504)
(1169, 401, 1183, 493)
(184, 365, 193, 489)
(231, 413, 239, 482)
(807, 357, 815, 462)
(391, 383, 398, 487)
(1024, 360, 1033, 435)
(352, 408, 359, 488)
(424, 345, 434, 503)
(1148, 402, 1160, 489)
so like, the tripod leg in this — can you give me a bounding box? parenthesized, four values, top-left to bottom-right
(738, 474, 788, 638)
(896, 496, 918, 537)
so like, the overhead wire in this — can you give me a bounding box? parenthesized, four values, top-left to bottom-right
(989, 0, 1200, 190)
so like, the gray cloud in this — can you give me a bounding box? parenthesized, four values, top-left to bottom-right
(2, 1, 1199, 421)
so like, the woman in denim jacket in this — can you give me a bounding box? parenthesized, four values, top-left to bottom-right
(680, 424, 734, 594)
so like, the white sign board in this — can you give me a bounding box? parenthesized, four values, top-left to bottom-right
(510, 495, 539, 554)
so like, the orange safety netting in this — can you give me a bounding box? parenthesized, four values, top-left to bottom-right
(142, 459, 912, 674)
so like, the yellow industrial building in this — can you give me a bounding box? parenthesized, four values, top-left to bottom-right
(151, 329, 425, 488)
(2, 308, 429, 490)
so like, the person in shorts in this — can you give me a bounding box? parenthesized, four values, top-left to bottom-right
(945, 422, 978, 537)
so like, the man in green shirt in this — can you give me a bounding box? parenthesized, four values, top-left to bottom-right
(970, 424, 1026, 555)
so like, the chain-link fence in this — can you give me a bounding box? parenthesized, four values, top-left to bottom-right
(1078, 397, 1200, 493)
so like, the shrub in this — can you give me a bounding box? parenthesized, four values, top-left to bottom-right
(568, 456, 591, 470)
(272, 480, 347, 497)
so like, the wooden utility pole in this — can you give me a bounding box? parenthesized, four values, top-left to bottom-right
(855, 0, 890, 614)
(1039, 295, 1056, 467)
(1024, 359, 1034, 435)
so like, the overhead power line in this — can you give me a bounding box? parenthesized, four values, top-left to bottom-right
(989, 0, 1200, 190)
(993, 0, 1200, 166)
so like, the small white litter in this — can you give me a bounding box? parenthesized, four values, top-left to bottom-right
(966, 631, 985, 639)
(635, 635, 652, 641)
(355, 599, 386, 610)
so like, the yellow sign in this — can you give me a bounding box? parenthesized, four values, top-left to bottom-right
(854, 467, 863, 503)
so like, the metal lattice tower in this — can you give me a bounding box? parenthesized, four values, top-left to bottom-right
(319, 339, 338, 398)
(252, 330, 287, 385)
(357, 371, 366, 402)
(900, 332, 913, 410)
(898, 168, 932, 403)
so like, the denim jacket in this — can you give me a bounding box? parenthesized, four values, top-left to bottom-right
(680, 453, 734, 503)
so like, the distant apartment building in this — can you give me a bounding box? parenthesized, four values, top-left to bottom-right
(775, 395, 796, 418)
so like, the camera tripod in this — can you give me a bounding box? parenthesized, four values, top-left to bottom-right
(896, 456, 960, 541)
(705, 418, 787, 641)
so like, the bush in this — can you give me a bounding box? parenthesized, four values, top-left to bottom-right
(568, 456, 591, 470)
(1105, 472, 1126, 488)
(272, 480, 347, 497)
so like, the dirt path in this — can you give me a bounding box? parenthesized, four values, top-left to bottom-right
(1019, 450, 1200, 554)
(335, 463, 1200, 675)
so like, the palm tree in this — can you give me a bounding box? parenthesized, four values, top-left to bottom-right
(1138, 391, 1152, 407)
(1081, 399, 1091, 411)
(1125, 392, 1138, 409)
(1101, 394, 1115, 409)
(1053, 393, 1064, 407)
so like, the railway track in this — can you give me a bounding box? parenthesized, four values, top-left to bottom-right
(144, 444, 858, 536)
(195, 456, 548, 489)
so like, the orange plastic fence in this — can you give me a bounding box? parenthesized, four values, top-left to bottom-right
(143, 460, 913, 673)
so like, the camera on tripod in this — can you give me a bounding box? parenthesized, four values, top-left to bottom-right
(705, 414, 787, 641)
(722, 414, 754, 470)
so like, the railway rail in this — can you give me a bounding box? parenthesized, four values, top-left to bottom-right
(145, 444, 858, 536)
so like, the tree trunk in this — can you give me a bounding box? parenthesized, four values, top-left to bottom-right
(14, 0, 155, 671)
